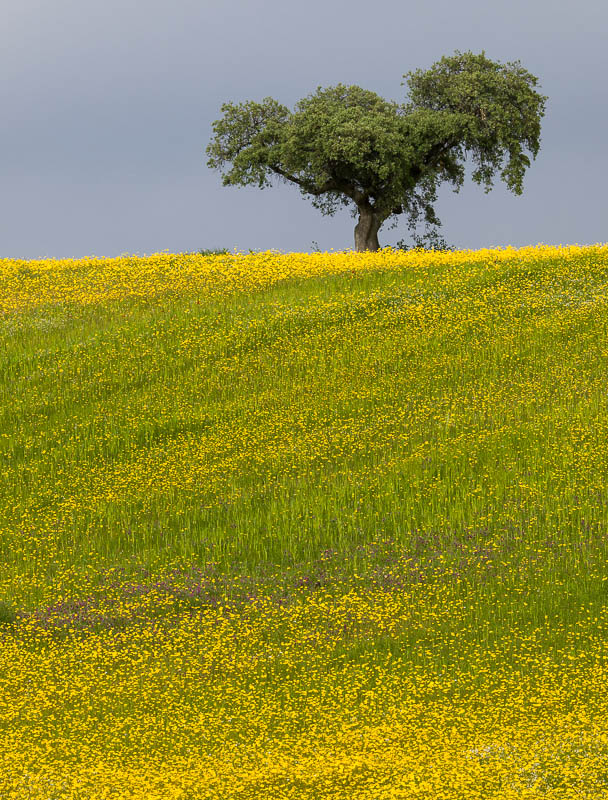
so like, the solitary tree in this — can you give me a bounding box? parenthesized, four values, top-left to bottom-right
(206, 50, 548, 252)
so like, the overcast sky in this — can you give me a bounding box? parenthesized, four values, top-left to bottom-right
(2, 0, 607, 261)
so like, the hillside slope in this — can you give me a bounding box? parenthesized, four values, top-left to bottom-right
(1, 244, 608, 797)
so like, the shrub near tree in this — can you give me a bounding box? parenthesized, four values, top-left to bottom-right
(206, 49, 548, 253)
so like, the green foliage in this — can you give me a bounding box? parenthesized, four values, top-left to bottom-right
(188, 248, 268, 256)
(394, 228, 456, 252)
(190, 247, 231, 256)
(206, 49, 548, 250)
(402, 49, 548, 196)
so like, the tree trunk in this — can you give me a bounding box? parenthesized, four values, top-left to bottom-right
(354, 205, 382, 252)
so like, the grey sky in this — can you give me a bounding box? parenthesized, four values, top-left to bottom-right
(2, 0, 607, 261)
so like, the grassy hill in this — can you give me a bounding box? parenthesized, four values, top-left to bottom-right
(1, 244, 608, 797)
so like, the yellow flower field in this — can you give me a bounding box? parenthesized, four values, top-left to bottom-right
(1, 243, 608, 797)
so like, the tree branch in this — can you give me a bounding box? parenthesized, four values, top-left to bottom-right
(269, 163, 367, 204)
(423, 138, 460, 169)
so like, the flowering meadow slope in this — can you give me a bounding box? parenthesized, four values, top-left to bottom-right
(1, 244, 608, 798)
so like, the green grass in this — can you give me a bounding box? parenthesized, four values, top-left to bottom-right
(2, 245, 607, 616)
(1, 243, 608, 796)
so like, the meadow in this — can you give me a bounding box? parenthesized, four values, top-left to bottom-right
(1, 242, 608, 798)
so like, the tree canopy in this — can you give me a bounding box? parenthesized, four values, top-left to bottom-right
(206, 50, 548, 252)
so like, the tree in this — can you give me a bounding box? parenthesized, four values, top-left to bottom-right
(206, 50, 548, 253)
